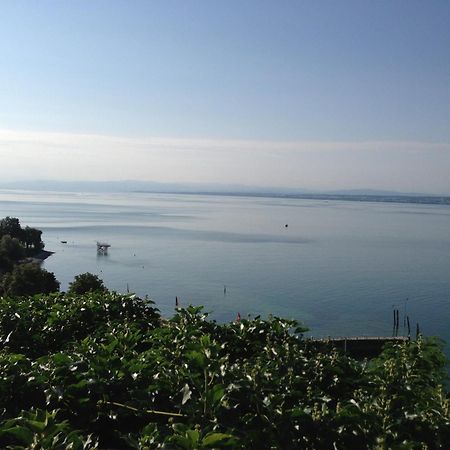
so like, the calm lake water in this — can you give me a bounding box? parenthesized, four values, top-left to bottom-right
(1, 190, 449, 349)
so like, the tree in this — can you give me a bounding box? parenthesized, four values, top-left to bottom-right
(0, 263, 60, 297)
(0, 217, 44, 254)
(68, 272, 107, 295)
(22, 226, 44, 252)
(0, 235, 25, 272)
(0, 217, 22, 240)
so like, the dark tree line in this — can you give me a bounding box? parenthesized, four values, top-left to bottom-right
(0, 263, 60, 297)
(0, 235, 25, 272)
(0, 217, 58, 296)
(0, 217, 109, 298)
(0, 216, 44, 254)
(0, 216, 45, 274)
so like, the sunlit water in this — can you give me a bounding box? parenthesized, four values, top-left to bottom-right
(1, 190, 449, 352)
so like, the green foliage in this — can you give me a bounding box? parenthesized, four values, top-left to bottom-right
(22, 226, 44, 253)
(165, 423, 236, 449)
(0, 291, 160, 357)
(0, 293, 448, 449)
(0, 235, 25, 272)
(0, 217, 44, 254)
(0, 217, 49, 296)
(68, 272, 107, 295)
(0, 263, 60, 297)
(360, 337, 450, 448)
(0, 217, 22, 240)
(0, 408, 98, 449)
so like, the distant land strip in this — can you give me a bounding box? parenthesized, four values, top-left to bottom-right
(135, 191, 450, 206)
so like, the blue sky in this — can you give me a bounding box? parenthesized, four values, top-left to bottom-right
(0, 1, 449, 192)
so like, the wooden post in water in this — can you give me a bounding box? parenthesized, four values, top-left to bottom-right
(403, 297, 408, 331)
(407, 316, 411, 340)
(395, 309, 399, 336)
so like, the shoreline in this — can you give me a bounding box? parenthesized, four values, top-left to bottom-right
(26, 249, 54, 264)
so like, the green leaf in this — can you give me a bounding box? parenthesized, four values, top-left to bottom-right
(207, 384, 225, 408)
(202, 432, 234, 447)
(186, 350, 206, 368)
(181, 383, 192, 405)
(170, 435, 192, 449)
(0, 425, 34, 444)
(186, 428, 200, 445)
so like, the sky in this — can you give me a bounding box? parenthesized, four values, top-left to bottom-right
(0, 1, 449, 193)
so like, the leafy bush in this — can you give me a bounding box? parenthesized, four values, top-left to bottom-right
(0, 292, 160, 357)
(0, 263, 59, 297)
(0, 294, 448, 449)
(0, 408, 98, 449)
(0, 235, 25, 272)
(68, 273, 107, 295)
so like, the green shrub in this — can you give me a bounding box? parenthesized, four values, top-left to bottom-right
(0, 294, 448, 449)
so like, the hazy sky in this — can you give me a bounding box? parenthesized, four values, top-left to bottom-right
(1, 1, 449, 193)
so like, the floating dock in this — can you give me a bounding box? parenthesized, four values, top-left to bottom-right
(97, 242, 111, 255)
(308, 336, 409, 358)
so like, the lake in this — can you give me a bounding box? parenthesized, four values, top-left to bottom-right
(1, 189, 449, 349)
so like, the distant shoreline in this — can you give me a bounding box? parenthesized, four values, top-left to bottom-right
(134, 190, 450, 206)
(1, 185, 450, 206)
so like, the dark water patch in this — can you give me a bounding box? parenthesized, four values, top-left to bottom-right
(386, 209, 450, 217)
(43, 224, 312, 245)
